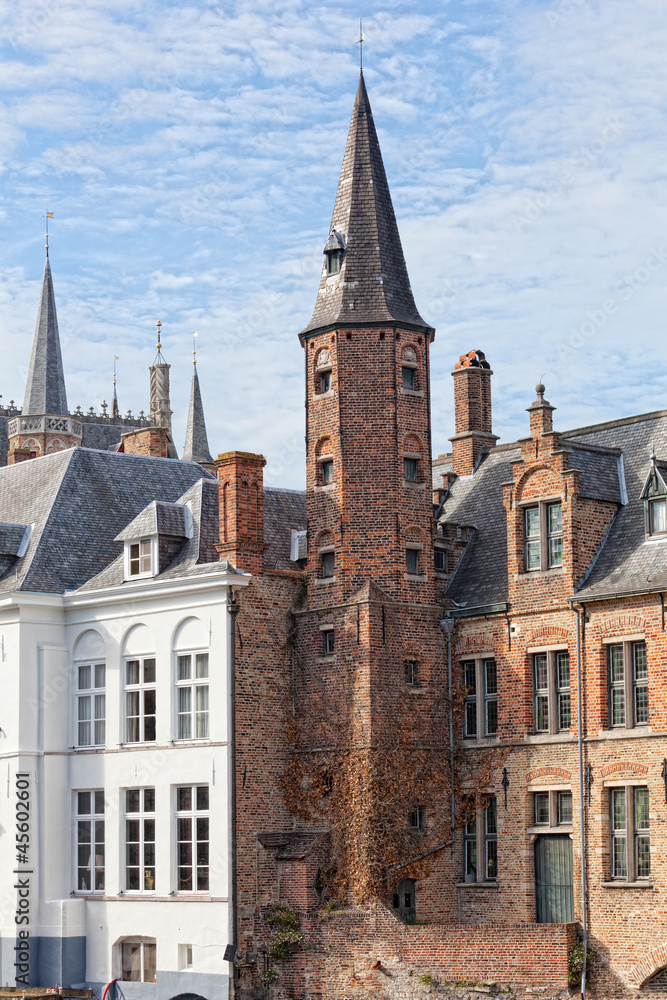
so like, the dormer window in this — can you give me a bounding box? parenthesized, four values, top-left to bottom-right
(129, 539, 152, 577)
(323, 230, 346, 277)
(524, 502, 562, 571)
(641, 457, 667, 536)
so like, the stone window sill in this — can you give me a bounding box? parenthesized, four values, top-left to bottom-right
(517, 567, 563, 580)
(314, 576, 337, 585)
(600, 881, 654, 889)
(590, 727, 652, 740)
(523, 733, 577, 745)
(316, 656, 337, 664)
(400, 387, 424, 398)
(462, 736, 500, 747)
(455, 882, 498, 890)
(527, 825, 573, 835)
(403, 480, 426, 489)
(313, 389, 334, 401)
(407, 686, 426, 695)
(404, 573, 428, 582)
(313, 483, 336, 493)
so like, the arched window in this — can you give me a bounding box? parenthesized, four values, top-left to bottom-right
(173, 618, 210, 741)
(315, 348, 333, 394)
(73, 629, 106, 747)
(122, 624, 157, 744)
(401, 345, 419, 391)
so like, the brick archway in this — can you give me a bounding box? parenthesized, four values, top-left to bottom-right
(627, 944, 667, 987)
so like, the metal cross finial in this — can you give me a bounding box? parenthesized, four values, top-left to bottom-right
(113, 355, 119, 385)
(45, 208, 54, 256)
(356, 18, 366, 69)
(192, 331, 198, 365)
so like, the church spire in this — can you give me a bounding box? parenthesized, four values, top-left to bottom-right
(301, 71, 431, 336)
(182, 337, 214, 468)
(22, 252, 69, 416)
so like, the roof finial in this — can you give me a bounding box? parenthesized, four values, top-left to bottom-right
(192, 331, 198, 366)
(154, 319, 166, 364)
(112, 355, 120, 419)
(356, 18, 365, 70)
(45, 207, 54, 257)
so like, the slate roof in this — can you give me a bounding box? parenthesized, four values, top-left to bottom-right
(115, 500, 189, 541)
(0, 448, 214, 595)
(436, 409, 667, 608)
(22, 256, 69, 416)
(0, 522, 29, 556)
(263, 487, 307, 570)
(301, 71, 431, 336)
(182, 365, 213, 465)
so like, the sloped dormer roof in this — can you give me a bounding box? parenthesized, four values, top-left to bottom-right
(115, 500, 190, 542)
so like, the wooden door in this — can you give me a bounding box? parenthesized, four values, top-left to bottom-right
(535, 834, 574, 923)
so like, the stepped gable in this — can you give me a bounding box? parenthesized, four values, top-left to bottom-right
(302, 71, 431, 336)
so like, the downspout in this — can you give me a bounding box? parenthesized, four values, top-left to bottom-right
(570, 600, 588, 1000)
(440, 617, 456, 834)
(227, 585, 240, 991)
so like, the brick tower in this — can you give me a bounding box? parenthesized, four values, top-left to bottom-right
(290, 72, 450, 915)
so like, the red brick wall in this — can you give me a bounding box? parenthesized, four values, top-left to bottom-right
(121, 425, 169, 457)
(214, 450, 267, 575)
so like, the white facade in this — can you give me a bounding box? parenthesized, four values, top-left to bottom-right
(0, 568, 248, 1000)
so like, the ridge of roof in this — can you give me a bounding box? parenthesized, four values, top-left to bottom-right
(301, 71, 431, 336)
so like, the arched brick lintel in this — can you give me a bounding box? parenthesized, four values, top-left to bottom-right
(627, 944, 667, 988)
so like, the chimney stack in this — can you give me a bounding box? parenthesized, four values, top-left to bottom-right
(121, 426, 170, 458)
(450, 350, 498, 477)
(214, 451, 267, 575)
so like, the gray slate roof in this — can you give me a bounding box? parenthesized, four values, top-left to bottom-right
(301, 71, 431, 336)
(22, 256, 69, 416)
(182, 365, 213, 465)
(115, 500, 189, 542)
(0, 522, 29, 556)
(0, 448, 213, 595)
(437, 409, 667, 607)
(263, 487, 307, 570)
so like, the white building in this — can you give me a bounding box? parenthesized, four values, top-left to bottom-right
(0, 253, 250, 1000)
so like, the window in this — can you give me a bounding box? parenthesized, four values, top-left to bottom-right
(129, 538, 152, 577)
(176, 652, 209, 740)
(402, 366, 415, 390)
(650, 499, 667, 533)
(318, 370, 331, 394)
(610, 786, 650, 881)
(434, 548, 448, 573)
(120, 939, 156, 982)
(532, 790, 572, 827)
(179, 944, 193, 971)
(463, 796, 497, 883)
(607, 640, 648, 728)
(125, 657, 156, 743)
(124, 788, 156, 892)
(321, 551, 335, 578)
(77, 661, 105, 747)
(322, 629, 334, 656)
(176, 785, 209, 892)
(321, 459, 334, 485)
(76, 790, 105, 892)
(462, 657, 498, 738)
(523, 502, 563, 571)
(532, 650, 571, 734)
(404, 457, 418, 481)
(405, 660, 419, 686)
(408, 806, 424, 830)
(406, 548, 420, 575)
(326, 249, 343, 275)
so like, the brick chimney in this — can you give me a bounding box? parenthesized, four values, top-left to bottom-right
(527, 383, 556, 439)
(450, 350, 498, 477)
(121, 426, 170, 458)
(214, 451, 267, 575)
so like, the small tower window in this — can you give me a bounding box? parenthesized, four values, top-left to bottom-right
(326, 249, 344, 275)
(321, 551, 335, 578)
(402, 367, 415, 390)
(321, 460, 334, 485)
(406, 548, 420, 575)
(323, 230, 346, 276)
(434, 548, 448, 573)
(404, 457, 418, 481)
(322, 630, 335, 655)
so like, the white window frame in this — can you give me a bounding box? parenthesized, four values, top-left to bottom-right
(124, 656, 157, 744)
(75, 660, 106, 747)
(175, 651, 209, 741)
(123, 787, 156, 893)
(74, 790, 105, 894)
(117, 937, 157, 982)
(124, 536, 158, 580)
(175, 784, 210, 893)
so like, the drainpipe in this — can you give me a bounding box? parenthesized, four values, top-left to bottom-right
(440, 617, 456, 834)
(227, 585, 240, 991)
(570, 600, 588, 1000)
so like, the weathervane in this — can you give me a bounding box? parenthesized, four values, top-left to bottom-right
(356, 18, 365, 69)
(45, 207, 54, 256)
(192, 331, 198, 365)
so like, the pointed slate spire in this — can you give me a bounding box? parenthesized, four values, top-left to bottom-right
(23, 255, 69, 415)
(302, 71, 431, 336)
(183, 364, 214, 466)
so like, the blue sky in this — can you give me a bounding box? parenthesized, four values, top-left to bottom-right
(2, 0, 667, 487)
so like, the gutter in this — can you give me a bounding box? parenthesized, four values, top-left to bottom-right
(442, 602, 509, 620)
(570, 584, 667, 604)
(568, 599, 588, 1000)
(226, 586, 240, 990)
(440, 618, 456, 834)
